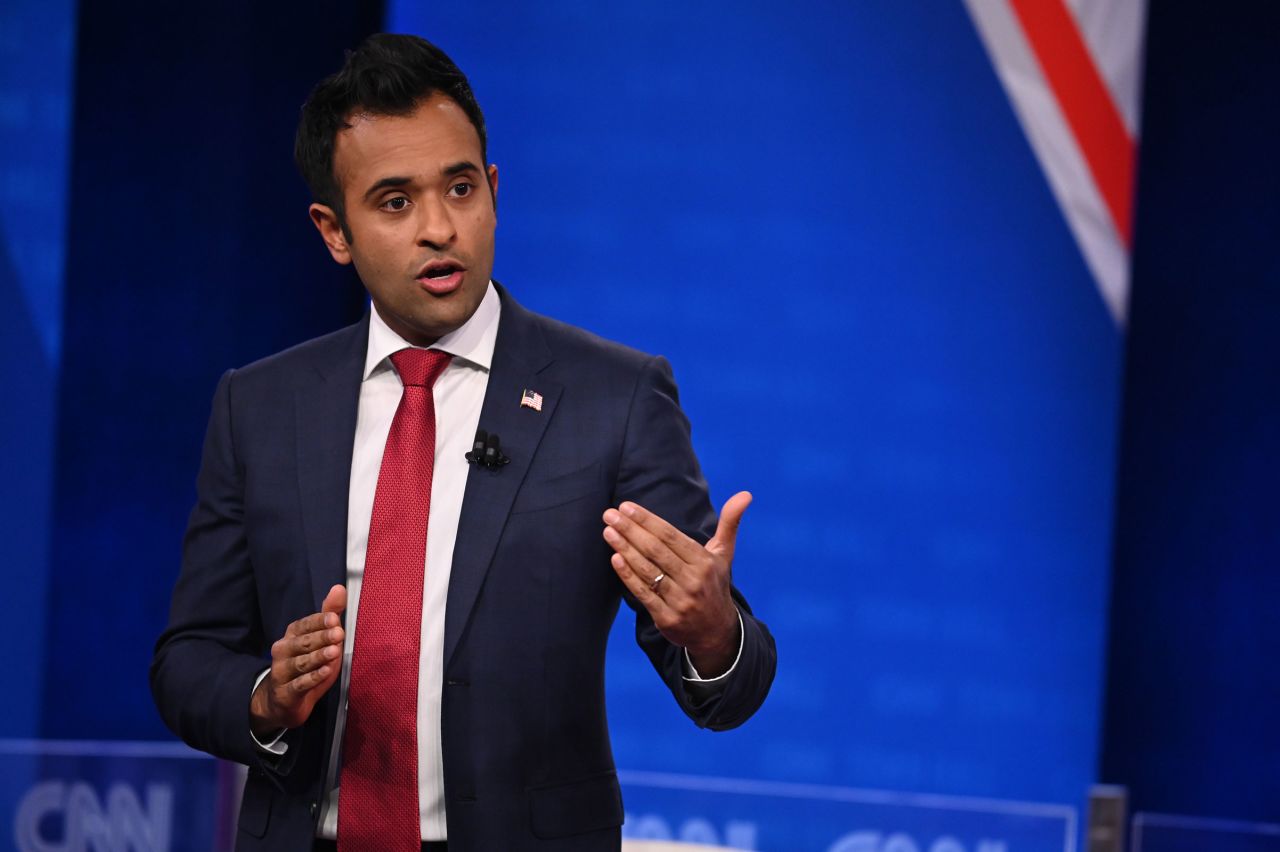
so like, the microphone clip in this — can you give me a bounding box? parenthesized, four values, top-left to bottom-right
(465, 429, 510, 470)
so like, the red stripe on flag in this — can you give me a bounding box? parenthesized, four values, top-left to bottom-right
(1009, 0, 1136, 247)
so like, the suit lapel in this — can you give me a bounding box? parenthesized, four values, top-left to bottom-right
(444, 289, 561, 668)
(295, 316, 368, 613)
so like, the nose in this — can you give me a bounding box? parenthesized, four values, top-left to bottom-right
(415, 196, 456, 249)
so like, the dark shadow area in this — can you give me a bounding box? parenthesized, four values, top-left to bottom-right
(1102, 0, 1280, 821)
(42, 0, 383, 739)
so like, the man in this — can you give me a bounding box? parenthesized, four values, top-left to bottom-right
(151, 33, 775, 852)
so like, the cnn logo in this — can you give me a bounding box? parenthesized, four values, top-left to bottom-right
(13, 781, 172, 852)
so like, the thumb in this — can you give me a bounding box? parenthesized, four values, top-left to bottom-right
(707, 490, 752, 562)
(322, 584, 347, 615)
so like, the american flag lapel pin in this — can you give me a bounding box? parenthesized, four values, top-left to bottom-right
(520, 388, 544, 412)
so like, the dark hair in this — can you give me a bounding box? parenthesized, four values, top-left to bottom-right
(294, 33, 488, 233)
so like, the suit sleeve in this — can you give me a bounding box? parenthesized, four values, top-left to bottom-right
(613, 355, 776, 731)
(150, 369, 285, 772)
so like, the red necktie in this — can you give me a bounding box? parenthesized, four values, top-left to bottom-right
(339, 347, 452, 852)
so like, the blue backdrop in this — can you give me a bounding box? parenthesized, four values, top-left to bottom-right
(0, 0, 77, 740)
(387, 0, 1121, 808)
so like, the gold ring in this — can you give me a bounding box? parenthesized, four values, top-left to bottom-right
(649, 573, 665, 592)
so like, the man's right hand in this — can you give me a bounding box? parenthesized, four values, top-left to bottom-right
(250, 584, 347, 738)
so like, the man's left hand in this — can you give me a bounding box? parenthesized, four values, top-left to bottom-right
(603, 491, 751, 678)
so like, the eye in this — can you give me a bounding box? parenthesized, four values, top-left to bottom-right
(448, 182, 474, 198)
(380, 196, 411, 212)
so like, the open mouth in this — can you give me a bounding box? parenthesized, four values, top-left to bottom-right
(417, 260, 465, 293)
(421, 261, 462, 280)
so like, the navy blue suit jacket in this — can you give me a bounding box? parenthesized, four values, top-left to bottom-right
(151, 286, 776, 851)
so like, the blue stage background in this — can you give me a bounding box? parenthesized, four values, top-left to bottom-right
(3, 1, 1278, 850)
(386, 0, 1120, 808)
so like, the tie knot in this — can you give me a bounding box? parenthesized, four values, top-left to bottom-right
(391, 348, 452, 388)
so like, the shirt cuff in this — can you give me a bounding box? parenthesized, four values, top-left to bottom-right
(249, 669, 289, 755)
(682, 608, 744, 684)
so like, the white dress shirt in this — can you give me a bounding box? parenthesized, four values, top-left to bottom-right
(253, 281, 740, 842)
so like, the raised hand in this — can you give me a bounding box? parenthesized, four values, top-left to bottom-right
(603, 492, 752, 677)
(249, 584, 347, 738)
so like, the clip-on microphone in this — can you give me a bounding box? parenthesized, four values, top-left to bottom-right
(465, 429, 510, 470)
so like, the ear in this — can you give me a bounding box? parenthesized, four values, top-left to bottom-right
(309, 203, 352, 265)
(486, 164, 499, 222)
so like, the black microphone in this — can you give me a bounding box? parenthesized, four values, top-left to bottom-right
(465, 428, 510, 470)
(467, 429, 488, 463)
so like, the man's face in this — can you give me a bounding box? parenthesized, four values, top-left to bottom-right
(310, 93, 498, 346)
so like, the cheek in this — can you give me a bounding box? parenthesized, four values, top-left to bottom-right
(350, 234, 403, 278)
(350, 254, 400, 301)
(465, 213, 497, 254)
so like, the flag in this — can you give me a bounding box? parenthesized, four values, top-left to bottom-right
(964, 0, 1147, 324)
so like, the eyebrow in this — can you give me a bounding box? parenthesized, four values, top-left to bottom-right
(361, 162, 482, 202)
(362, 176, 412, 201)
(443, 160, 481, 177)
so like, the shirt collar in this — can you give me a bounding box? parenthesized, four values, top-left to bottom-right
(364, 281, 501, 381)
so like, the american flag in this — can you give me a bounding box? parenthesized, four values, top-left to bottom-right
(520, 389, 543, 411)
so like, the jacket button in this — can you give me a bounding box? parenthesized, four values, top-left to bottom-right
(310, 802, 318, 817)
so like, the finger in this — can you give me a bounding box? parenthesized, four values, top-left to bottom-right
(609, 551, 676, 619)
(296, 644, 344, 697)
(289, 642, 342, 679)
(603, 527, 691, 612)
(707, 491, 752, 562)
(285, 661, 338, 696)
(322, 584, 347, 615)
(618, 502, 706, 563)
(602, 522, 677, 589)
(273, 646, 343, 699)
(603, 507, 696, 577)
(313, 654, 342, 694)
(604, 516, 696, 596)
(274, 623, 344, 659)
(286, 610, 339, 637)
(271, 638, 333, 682)
(285, 590, 347, 639)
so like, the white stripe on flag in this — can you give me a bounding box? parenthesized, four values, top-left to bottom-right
(963, 0, 1146, 326)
